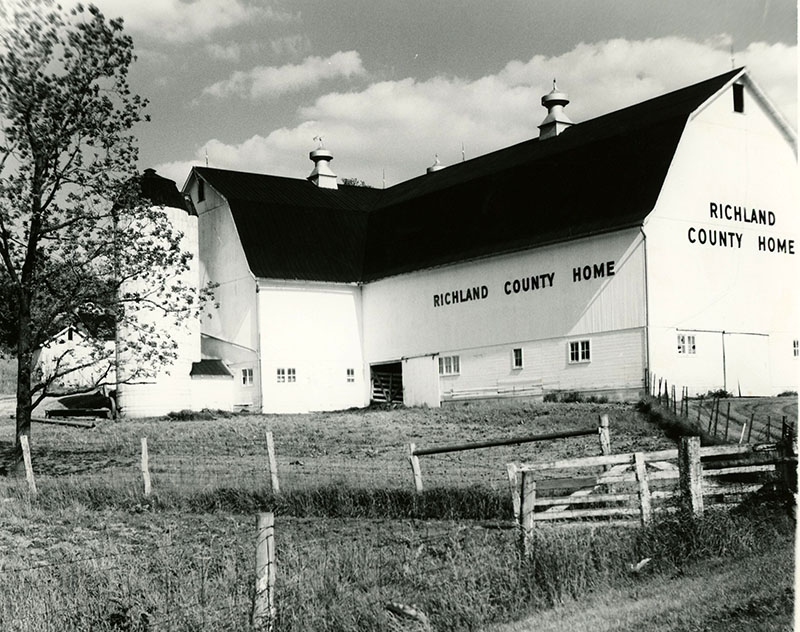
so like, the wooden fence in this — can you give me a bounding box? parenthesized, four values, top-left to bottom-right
(407, 415, 611, 492)
(508, 436, 796, 556)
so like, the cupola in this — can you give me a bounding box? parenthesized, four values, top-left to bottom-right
(426, 155, 445, 174)
(308, 137, 338, 189)
(538, 80, 574, 140)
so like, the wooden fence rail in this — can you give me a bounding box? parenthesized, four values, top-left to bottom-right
(509, 436, 796, 557)
(408, 415, 611, 492)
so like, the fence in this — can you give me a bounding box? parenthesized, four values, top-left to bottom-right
(0, 508, 504, 631)
(407, 415, 610, 492)
(508, 435, 797, 556)
(645, 371, 796, 444)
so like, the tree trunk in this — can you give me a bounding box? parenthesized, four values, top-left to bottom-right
(14, 296, 33, 475)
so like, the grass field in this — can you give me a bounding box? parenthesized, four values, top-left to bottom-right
(0, 399, 795, 631)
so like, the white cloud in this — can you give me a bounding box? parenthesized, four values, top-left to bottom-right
(205, 43, 242, 62)
(270, 34, 312, 59)
(91, 0, 296, 43)
(158, 37, 797, 187)
(202, 51, 366, 99)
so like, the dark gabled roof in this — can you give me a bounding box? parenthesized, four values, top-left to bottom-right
(190, 359, 233, 378)
(193, 168, 380, 282)
(194, 69, 743, 283)
(141, 168, 194, 214)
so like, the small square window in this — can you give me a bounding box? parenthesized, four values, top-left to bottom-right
(276, 368, 285, 383)
(677, 334, 696, 355)
(438, 355, 460, 376)
(346, 368, 355, 383)
(512, 348, 523, 369)
(568, 340, 591, 364)
(287, 368, 296, 383)
(242, 368, 253, 386)
(793, 340, 799, 358)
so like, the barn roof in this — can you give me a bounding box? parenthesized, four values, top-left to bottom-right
(193, 68, 743, 283)
(190, 359, 233, 378)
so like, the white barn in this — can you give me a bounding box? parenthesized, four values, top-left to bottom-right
(182, 67, 798, 413)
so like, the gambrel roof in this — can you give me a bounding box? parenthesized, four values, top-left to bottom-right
(191, 68, 768, 283)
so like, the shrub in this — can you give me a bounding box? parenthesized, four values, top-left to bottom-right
(705, 388, 733, 399)
(777, 390, 797, 397)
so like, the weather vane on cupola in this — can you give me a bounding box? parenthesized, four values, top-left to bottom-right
(313, 135, 325, 149)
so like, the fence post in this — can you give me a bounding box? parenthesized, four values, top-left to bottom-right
(506, 463, 521, 521)
(713, 399, 720, 437)
(679, 436, 703, 517)
(723, 402, 731, 441)
(746, 412, 754, 443)
(598, 414, 611, 472)
(253, 512, 276, 631)
(19, 435, 37, 497)
(407, 443, 423, 493)
(141, 437, 151, 497)
(519, 472, 536, 559)
(766, 415, 771, 442)
(265, 431, 280, 495)
(633, 452, 652, 526)
(672, 385, 676, 415)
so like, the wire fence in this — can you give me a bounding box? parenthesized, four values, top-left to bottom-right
(1, 510, 516, 632)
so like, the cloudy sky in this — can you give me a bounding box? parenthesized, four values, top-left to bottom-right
(84, 0, 797, 187)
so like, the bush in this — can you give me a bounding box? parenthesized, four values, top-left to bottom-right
(705, 388, 733, 399)
(777, 390, 797, 397)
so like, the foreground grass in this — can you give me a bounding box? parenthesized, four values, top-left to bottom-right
(488, 541, 794, 632)
(0, 498, 793, 631)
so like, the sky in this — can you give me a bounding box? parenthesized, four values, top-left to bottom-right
(54, 1, 800, 187)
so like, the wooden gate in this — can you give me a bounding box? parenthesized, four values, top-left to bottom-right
(371, 363, 403, 404)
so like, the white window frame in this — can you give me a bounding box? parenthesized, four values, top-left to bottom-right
(276, 368, 285, 383)
(346, 368, 355, 383)
(242, 367, 254, 386)
(568, 340, 591, 364)
(794, 340, 799, 358)
(287, 368, 296, 383)
(438, 355, 460, 376)
(677, 333, 696, 355)
(511, 348, 523, 370)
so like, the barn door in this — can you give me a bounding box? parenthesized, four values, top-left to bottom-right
(370, 362, 403, 404)
(724, 333, 771, 396)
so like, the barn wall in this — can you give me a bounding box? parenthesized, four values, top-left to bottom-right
(646, 80, 799, 396)
(190, 376, 235, 411)
(193, 179, 261, 409)
(363, 229, 647, 399)
(258, 281, 368, 413)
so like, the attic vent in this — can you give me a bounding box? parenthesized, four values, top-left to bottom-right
(197, 179, 205, 202)
(733, 84, 744, 113)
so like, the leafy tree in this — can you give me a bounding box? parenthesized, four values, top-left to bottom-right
(0, 1, 202, 470)
(340, 177, 372, 187)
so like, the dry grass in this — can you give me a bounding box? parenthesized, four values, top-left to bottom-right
(0, 400, 794, 631)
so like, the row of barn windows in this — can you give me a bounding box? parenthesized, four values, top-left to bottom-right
(241, 368, 356, 384)
(438, 340, 592, 376)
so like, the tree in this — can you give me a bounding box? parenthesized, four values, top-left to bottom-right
(0, 1, 202, 470)
(340, 177, 372, 187)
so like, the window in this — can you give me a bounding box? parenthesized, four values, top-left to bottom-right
(67, 327, 73, 341)
(794, 340, 799, 358)
(512, 348, 523, 369)
(568, 340, 591, 363)
(287, 368, 296, 383)
(733, 83, 744, 113)
(241, 368, 253, 386)
(197, 179, 205, 202)
(677, 334, 696, 355)
(346, 368, 355, 383)
(438, 355, 460, 376)
(276, 368, 285, 383)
